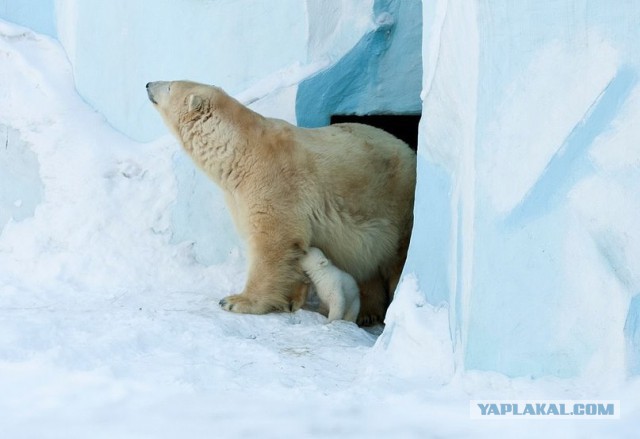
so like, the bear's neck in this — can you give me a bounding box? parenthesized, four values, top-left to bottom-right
(179, 99, 262, 191)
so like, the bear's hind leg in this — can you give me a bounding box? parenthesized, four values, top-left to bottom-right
(357, 273, 389, 326)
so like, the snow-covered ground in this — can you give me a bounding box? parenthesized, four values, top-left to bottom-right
(1, 20, 639, 438)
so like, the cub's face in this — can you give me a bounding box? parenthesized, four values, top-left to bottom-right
(146, 80, 219, 138)
(305, 248, 330, 270)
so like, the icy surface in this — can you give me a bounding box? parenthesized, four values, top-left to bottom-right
(54, 0, 309, 142)
(0, 125, 43, 229)
(296, 0, 422, 127)
(0, 0, 55, 37)
(50, 0, 378, 143)
(391, 0, 640, 380)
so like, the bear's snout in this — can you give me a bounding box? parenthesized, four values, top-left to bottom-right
(146, 83, 157, 104)
(146, 81, 170, 105)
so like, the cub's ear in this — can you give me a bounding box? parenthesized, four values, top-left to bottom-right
(187, 94, 203, 112)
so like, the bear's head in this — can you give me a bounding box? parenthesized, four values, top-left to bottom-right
(147, 80, 264, 188)
(146, 80, 226, 139)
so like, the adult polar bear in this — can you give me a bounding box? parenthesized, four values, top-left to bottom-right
(147, 80, 415, 325)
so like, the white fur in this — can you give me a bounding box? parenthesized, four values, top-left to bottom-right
(301, 247, 360, 323)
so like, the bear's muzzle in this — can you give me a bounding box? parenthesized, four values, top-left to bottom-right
(146, 81, 170, 105)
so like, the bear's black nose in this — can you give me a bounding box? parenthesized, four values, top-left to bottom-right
(146, 83, 157, 104)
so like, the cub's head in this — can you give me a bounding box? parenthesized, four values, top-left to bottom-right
(146, 80, 226, 139)
(302, 247, 330, 272)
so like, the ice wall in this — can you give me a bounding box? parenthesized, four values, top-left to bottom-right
(54, 0, 309, 143)
(381, 0, 640, 380)
(48, 0, 381, 142)
(18, 0, 379, 265)
(0, 126, 43, 230)
(296, 0, 422, 127)
(0, 1, 420, 269)
(0, 0, 55, 37)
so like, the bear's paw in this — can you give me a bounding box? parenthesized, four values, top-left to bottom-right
(219, 293, 296, 314)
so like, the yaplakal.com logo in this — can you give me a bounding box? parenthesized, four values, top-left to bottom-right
(470, 400, 620, 419)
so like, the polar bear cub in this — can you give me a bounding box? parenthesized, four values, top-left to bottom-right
(301, 247, 360, 323)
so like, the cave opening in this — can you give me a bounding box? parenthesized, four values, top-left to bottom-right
(330, 114, 421, 152)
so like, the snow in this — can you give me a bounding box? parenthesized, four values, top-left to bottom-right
(54, 0, 310, 142)
(296, 0, 423, 127)
(0, 0, 55, 37)
(49, 0, 380, 142)
(2, 1, 640, 436)
(43, 0, 385, 267)
(366, 275, 455, 385)
(397, 0, 640, 381)
(479, 40, 618, 214)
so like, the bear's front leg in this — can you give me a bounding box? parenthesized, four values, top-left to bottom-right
(219, 237, 309, 315)
(219, 280, 308, 314)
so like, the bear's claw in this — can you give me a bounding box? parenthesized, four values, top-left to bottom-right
(357, 313, 384, 327)
(219, 293, 266, 314)
(219, 293, 299, 314)
(219, 298, 234, 311)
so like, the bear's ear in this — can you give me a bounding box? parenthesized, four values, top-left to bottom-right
(187, 94, 203, 112)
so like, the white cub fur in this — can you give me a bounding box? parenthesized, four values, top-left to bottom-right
(301, 247, 360, 323)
